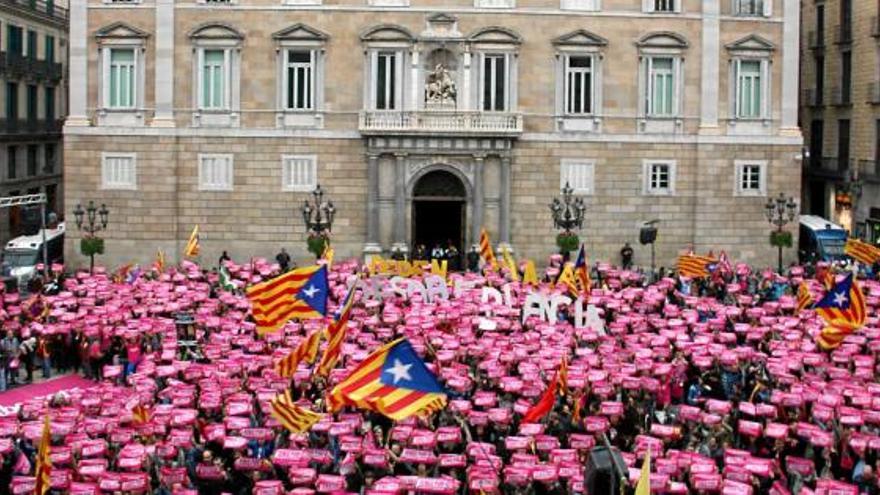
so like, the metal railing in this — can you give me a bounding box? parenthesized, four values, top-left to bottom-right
(0, 52, 63, 81)
(874, 17, 880, 38)
(859, 160, 879, 179)
(359, 110, 523, 135)
(820, 157, 851, 173)
(802, 88, 823, 107)
(835, 23, 852, 44)
(869, 82, 880, 104)
(0, 0, 67, 23)
(831, 86, 852, 106)
(0, 119, 63, 135)
(808, 29, 825, 48)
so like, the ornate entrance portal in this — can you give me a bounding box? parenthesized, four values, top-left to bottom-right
(411, 170, 466, 256)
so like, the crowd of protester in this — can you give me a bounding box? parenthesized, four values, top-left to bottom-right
(0, 253, 876, 494)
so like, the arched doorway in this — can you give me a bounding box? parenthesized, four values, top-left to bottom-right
(411, 169, 466, 259)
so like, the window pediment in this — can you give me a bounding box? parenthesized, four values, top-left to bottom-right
(467, 26, 522, 45)
(636, 31, 688, 49)
(553, 29, 607, 48)
(273, 23, 329, 42)
(95, 22, 150, 40)
(725, 34, 775, 53)
(360, 24, 416, 43)
(188, 22, 245, 41)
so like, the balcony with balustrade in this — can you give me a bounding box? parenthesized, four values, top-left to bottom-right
(358, 110, 523, 137)
(0, 53, 64, 82)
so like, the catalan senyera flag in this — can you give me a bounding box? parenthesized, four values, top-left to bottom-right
(796, 282, 813, 314)
(572, 390, 583, 423)
(316, 284, 357, 377)
(328, 338, 447, 421)
(270, 390, 324, 433)
(131, 404, 152, 425)
(479, 228, 498, 271)
(247, 265, 329, 334)
(676, 252, 717, 279)
(34, 414, 51, 495)
(635, 448, 652, 495)
(814, 273, 867, 349)
(155, 249, 166, 272)
(275, 330, 322, 378)
(321, 243, 335, 270)
(573, 244, 591, 298)
(558, 356, 569, 398)
(845, 238, 880, 265)
(184, 225, 200, 257)
(501, 246, 519, 282)
(556, 263, 579, 298)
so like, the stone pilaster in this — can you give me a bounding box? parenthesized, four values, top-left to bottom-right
(699, 0, 720, 135)
(471, 154, 485, 246)
(152, 0, 176, 127)
(66, 0, 89, 126)
(364, 153, 382, 256)
(392, 152, 408, 252)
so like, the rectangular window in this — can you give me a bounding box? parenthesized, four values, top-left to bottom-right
(736, 60, 763, 119)
(643, 160, 676, 195)
(26, 145, 37, 176)
(840, 0, 852, 41)
(44, 143, 55, 173)
(45, 35, 54, 62)
(814, 55, 824, 104)
(810, 119, 824, 168)
(6, 83, 17, 123)
(44, 87, 54, 121)
(7, 26, 22, 56)
(109, 48, 136, 109)
(7, 146, 16, 180)
(26, 30, 36, 60)
(26, 85, 37, 123)
(560, 160, 595, 195)
(565, 56, 593, 115)
(482, 54, 507, 111)
(735, 161, 766, 196)
(201, 49, 227, 110)
(475, 0, 515, 7)
(816, 5, 825, 42)
(375, 52, 397, 110)
(841, 51, 851, 104)
(560, 0, 598, 10)
(647, 57, 675, 116)
(198, 154, 234, 191)
(735, 0, 764, 15)
(101, 152, 137, 190)
(285, 50, 314, 111)
(838, 119, 850, 172)
(876, 120, 880, 172)
(652, 0, 675, 12)
(282, 155, 318, 191)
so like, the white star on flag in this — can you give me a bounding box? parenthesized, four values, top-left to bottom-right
(302, 285, 320, 299)
(833, 291, 848, 307)
(384, 359, 413, 384)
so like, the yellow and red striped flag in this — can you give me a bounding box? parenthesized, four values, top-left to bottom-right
(501, 246, 519, 282)
(796, 282, 813, 314)
(247, 265, 329, 334)
(479, 228, 498, 271)
(321, 243, 335, 270)
(155, 248, 166, 272)
(328, 338, 447, 420)
(677, 252, 717, 279)
(817, 320, 863, 350)
(556, 263, 579, 298)
(845, 238, 880, 265)
(270, 390, 323, 433)
(275, 330, 322, 378)
(316, 284, 357, 377)
(131, 404, 152, 426)
(34, 414, 51, 495)
(184, 225, 200, 257)
(558, 356, 569, 398)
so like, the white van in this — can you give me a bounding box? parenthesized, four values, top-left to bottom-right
(2, 222, 65, 290)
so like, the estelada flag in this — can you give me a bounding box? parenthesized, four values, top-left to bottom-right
(479, 228, 498, 271)
(316, 284, 357, 377)
(275, 329, 322, 378)
(676, 252, 717, 279)
(845, 238, 880, 265)
(328, 338, 447, 421)
(813, 273, 866, 328)
(522, 371, 559, 424)
(184, 225, 200, 257)
(573, 244, 591, 298)
(34, 414, 51, 495)
(247, 265, 328, 334)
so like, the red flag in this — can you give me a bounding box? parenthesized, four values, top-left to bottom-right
(522, 372, 559, 423)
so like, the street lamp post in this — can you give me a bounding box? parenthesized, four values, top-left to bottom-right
(301, 185, 336, 258)
(73, 201, 109, 273)
(549, 182, 586, 261)
(764, 192, 798, 273)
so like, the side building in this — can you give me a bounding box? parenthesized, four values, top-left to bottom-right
(64, 0, 802, 268)
(800, 0, 880, 243)
(0, 0, 67, 241)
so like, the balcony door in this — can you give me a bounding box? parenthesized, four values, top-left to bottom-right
(411, 170, 466, 266)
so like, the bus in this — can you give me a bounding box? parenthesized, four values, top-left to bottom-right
(2, 222, 65, 291)
(798, 215, 848, 263)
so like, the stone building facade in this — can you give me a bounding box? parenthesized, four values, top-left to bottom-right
(0, 0, 67, 241)
(800, 0, 880, 243)
(64, 0, 802, 269)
